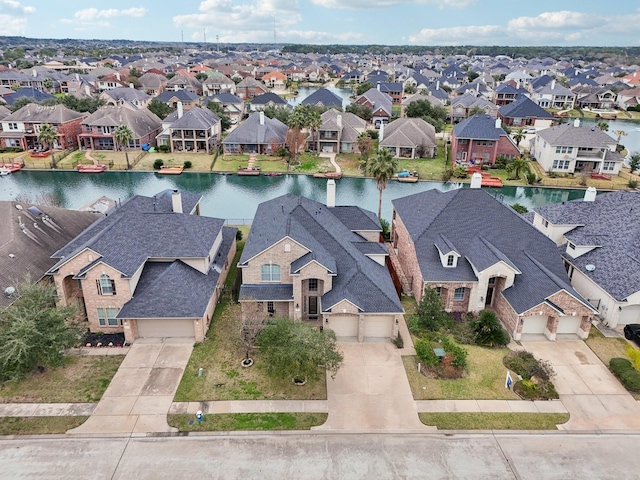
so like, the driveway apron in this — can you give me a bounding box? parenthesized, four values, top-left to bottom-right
(315, 341, 430, 431)
(68, 338, 193, 435)
(521, 339, 640, 431)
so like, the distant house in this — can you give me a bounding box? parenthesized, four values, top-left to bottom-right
(95, 73, 127, 92)
(301, 88, 343, 109)
(250, 92, 289, 111)
(262, 71, 287, 90)
(449, 93, 498, 123)
(616, 88, 640, 110)
(379, 117, 436, 159)
(100, 87, 152, 109)
(222, 111, 288, 155)
(497, 96, 554, 128)
(166, 74, 202, 95)
(77, 105, 162, 151)
(451, 114, 520, 166)
(530, 190, 640, 328)
(238, 192, 403, 341)
(376, 82, 403, 104)
(392, 187, 595, 341)
(48, 190, 236, 343)
(207, 93, 245, 124)
(313, 108, 366, 154)
(573, 86, 617, 110)
(0, 104, 87, 150)
(202, 72, 236, 96)
(236, 76, 268, 100)
(0, 201, 99, 307)
(2, 87, 55, 106)
(157, 105, 220, 154)
(530, 120, 624, 176)
(531, 80, 576, 109)
(155, 90, 201, 110)
(354, 87, 392, 125)
(492, 83, 520, 106)
(137, 72, 167, 97)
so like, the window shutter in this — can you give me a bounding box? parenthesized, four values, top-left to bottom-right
(96, 279, 101, 295)
(111, 280, 116, 296)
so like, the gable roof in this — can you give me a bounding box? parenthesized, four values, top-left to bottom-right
(536, 122, 617, 148)
(453, 114, 505, 140)
(533, 191, 640, 301)
(222, 111, 288, 145)
(380, 117, 436, 149)
(392, 188, 590, 314)
(240, 194, 401, 314)
(169, 107, 219, 129)
(3, 103, 87, 124)
(251, 91, 288, 106)
(498, 96, 554, 119)
(301, 88, 343, 108)
(81, 105, 162, 139)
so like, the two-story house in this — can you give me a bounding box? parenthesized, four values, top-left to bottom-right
(48, 190, 236, 343)
(0, 104, 87, 150)
(530, 120, 624, 176)
(77, 105, 162, 151)
(354, 87, 393, 127)
(202, 72, 237, 96)
(449, 93, 498, 123)
(222, 111, 288, 155)
(314, 109, 366, 154)
(157, 104, 220, 154)
(391, 187, 595, 341)
(238, 188, 403, 342)
(451, 114, 521, 166)
(531, 80, 576, 109)
(497, 96, 554, 129)
(530, 189, 640, 328)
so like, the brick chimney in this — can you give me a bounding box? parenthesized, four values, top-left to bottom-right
(172, 190, 183, 213)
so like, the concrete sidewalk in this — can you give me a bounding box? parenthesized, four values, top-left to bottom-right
(416, 399, 568, 413)
(170, 400, 328, 415)
(0, 403, 95, 417)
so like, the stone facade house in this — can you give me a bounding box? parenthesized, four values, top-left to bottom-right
(391, 187, 595, 341)
(497, 96, 554, 129)
(530, 120, 624, 176)
(379, 117, 436, 158)
(48, 190, 236, 343)
(238, 189, 403, 342)
(222, 111, 288, 154)
(313, 109, 366, 154)
(530, 189, 640, 328)
(157, 105, 220, 154)
(451, 114, 521, 166)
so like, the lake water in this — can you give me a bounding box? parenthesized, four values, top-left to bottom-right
(574, 118, 640, 154)
(0, 171, 589, 222)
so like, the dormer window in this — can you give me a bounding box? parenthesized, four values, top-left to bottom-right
(568, 242, 575, 250)
(97, 274, 116, 295)
(447, 255, 455, 266)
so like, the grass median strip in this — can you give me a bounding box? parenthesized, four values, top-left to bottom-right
(0, 416, 89, 435)
(168, 413, 327, 432)
(419, 412, 569, 430)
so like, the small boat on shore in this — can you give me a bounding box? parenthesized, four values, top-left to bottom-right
(238, 166, 261, 176)
(395, 170, 419, 183)
(157, 165, 184, 175)
(3, 160, 24, 172)
(0, 166, 11, 176)
(263, 172, 282, 176)
(77, 164, 107, 173)
(313, 171, 342, 179)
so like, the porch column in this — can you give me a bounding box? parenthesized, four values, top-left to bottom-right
(392, 316, 399, 338)
(545, 316, 558, 341)
(358, 314, 365, 343)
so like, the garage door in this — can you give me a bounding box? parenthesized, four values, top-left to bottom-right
(556, 316, 581, 334)
(136, 319, 195, 338)
(363, 315, 393, 339)
(327, 315, 358, 338)
(522, 315, 548, 334)
(619, 306, 640, 325)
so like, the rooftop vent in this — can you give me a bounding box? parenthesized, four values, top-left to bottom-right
(585, 264, 596, 272)
(4, 286, 15, 296)
(15, 204, 23, 210)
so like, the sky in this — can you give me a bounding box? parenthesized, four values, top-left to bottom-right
(1, 0, 640, 47)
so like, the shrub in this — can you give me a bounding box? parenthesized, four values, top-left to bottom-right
(471, 310, 510, 347)
(610, 357, 640, 392)
(441, 336, 468, 369)
(626, 344, 640, 370)
(514, 378, 558, 400)
(414, 338, 439, 367)
(442, 168, 453, 182)
(511, 203, 528, 214)
(504, 350, 554, 381)
(452, 166, 468, 178)
(415, 288, 452, 332)
(525, 172, 538, 184)
(392, 333, 404, 349)
(156, 144, 170, 153)
(183, 160, 192, 169)
(235, 229, 243, 241)
(153, 159, 164, 170)
(629, 179, 638, 189)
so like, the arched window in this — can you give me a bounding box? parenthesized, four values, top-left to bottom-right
(97, 274, 116, 295)
(261, 264, 281, 282)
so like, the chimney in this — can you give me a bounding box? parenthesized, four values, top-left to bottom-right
(326, 179, 336, 207)
(573, 118, 580, 128)
(551, 79, 556, 90)
(115, 72, 120, 81)
(436, 80, 440, 90)
(32, 69, 37, 78)
(495, 118, 501, 129)
(171, 189, 183, 213)
(337, 114, 342, 128)
(377, 82, 381, 91)
(259, 111, 265, 125)
(177, 101, 183, 118)
(379, 122, 385, 142)
(470, 172, 483, 189)
(584, 187, 597, 202)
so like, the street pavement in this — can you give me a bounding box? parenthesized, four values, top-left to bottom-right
(1, 432, 640, 479)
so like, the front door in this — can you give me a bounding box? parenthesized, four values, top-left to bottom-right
(485, 277, 496, 306)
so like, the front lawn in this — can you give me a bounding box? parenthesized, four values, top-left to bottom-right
(212, 154, 287, 173)
(0, 416, 88, 435)
(0, 355, 124, 403)
(419, 412, 569, 430)
(174, 244, 327, 402)
(167, 413, 327, 432)
(403, 346, 519, 401)
(585, 327, 631, 366)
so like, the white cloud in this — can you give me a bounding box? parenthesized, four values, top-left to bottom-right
(59, 6, 148, 29)
(0, 0, 35, 14)
(0, 13, 27, 34)
(309, 0, 473, 9)
(409, 25, 502, 45)
(174, 0, 302, 36)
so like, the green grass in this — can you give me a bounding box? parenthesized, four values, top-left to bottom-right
(0, 416, 88, 435)
(168, 413, 327, 431)
(419, 412, 569, 430)
(0, 355, 124, 403)
(174, 243, 327, 402)
(404, 346, 519, 400)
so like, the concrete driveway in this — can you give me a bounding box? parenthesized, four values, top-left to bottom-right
(68, 338, 193, 435)
(521, 338, 640, 431)
(315, 341, 430, 431)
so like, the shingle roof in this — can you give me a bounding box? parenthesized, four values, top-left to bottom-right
(392, 188, 589, 314)
(301, 88, 343, 108)
(169, 107, 219, 129)
(3, 103, 87, 124)
(498, 96, 554, 119)
(453, 114, 505, 140)
(239, 284, 294, 301)
(156, 90, 199, 103)
(222, 112, 288, 145)
(240, 194, 402, 314)
(380, 117, 436, 149)
(103, 87, 151, 103)
(534, 191, 640, 301)
(82, 105, 162, 139)
(536, 123, 617, 148)
(251, 92, 287, 105)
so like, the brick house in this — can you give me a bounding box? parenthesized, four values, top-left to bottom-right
(451, 114, 521, 166)
(47, 190, 236, 343)
(238, 188, 403, 342)
(391, 187, 595, 340)
(0, 104, 87, 150)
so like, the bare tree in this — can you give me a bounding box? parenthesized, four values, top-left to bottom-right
(240, 317, 267, 361)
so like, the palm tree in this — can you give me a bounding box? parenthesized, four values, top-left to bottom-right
(596, 121, 609, 132)
(512, 128, 525, 147)
(613, 129, 628, 143)
(506, 156, 531, 180)
(114, 124, 133, 170)
(37, 123, 57, 169)
(367, 148, 398, 219)
(307, 109, 322, 153)
(287, 108, 306, 166)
